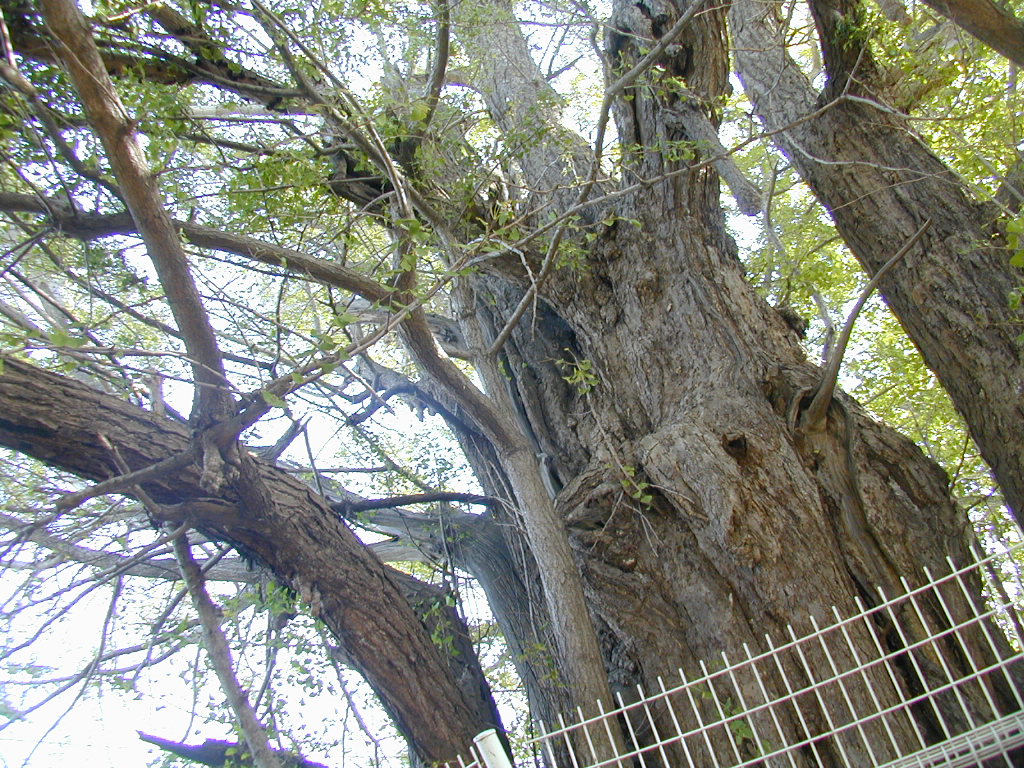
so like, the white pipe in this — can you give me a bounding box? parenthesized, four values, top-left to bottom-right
(473, 729, 514, 768)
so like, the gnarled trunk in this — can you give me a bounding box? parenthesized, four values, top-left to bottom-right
(465, 175, 1019, 766)
(433, 0, 1022, 761)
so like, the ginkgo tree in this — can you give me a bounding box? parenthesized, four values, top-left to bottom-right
(0, 0, 1022, 765)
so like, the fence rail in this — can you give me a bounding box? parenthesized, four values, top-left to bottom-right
(452, 542, 1024, 768)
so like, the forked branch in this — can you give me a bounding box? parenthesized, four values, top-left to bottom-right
(40, 0, 231, 422)
(801, 219, 932, 431)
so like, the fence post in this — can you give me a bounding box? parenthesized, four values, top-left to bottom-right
(473, 729, 514, 768)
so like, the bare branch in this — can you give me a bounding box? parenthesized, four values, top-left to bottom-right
(54, 451, 194, 511)
(801, 219, 932, 431)
(342, 491, 497, 513)
(173, 531, 284, 768)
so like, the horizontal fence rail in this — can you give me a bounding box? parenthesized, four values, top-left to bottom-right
(451, 542, 1024, 768)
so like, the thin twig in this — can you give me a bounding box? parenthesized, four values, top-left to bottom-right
(55, 451, 194, 511)
(173, 531, 284, 768)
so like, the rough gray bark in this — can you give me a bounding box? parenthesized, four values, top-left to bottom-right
(431, 0, 1023, 761)
(730, 0, 1024, 522)
(2, 0, 1021, 763)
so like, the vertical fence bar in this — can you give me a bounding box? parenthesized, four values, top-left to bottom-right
(657, 675, 699, 768)
(681, 664, 727, 768)
(878, 585, 954, 744)
(924, 564, 1004, 722)
(698, 658, 746, 766)
(721, 650, 772, 764)
(951, 556, 1024, 712)
(807, 613, 880, 765)
(786, 623, 855, 767)
(851, 593, 929, 752)
(831, 604, 903, 760)
(742, 642, 801, 768)
(764, 632, 828, 766)
(900, 575, 978, 733)
(637, 680, 673, 768)
(557, 712, 582, 768)
(594, 699, 627, 768)
(615, 690, 648, 768)
(579, 705, 600, 768)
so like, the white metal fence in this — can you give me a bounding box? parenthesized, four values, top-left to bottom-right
(453, 542, 1024, 768)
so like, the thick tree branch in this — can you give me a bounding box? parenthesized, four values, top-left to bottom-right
(0, 191, 393, 303)
(920, 0, 1024, 67)
(40, 0, 230, 422)
(0, 355, 491, 764)
(54, 451, 195, 511)
(417, 0, 450, 136)
(139, 732, 327, 768)
(400, 309, 521, 448)
(452, 0, 597, 211)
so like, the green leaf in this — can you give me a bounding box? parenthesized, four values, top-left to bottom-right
(47, 329, 84, 348)
(399, 250, 417, 271)
(261, 390, 287, 409)
(730, 718, 756, 742)
(410, 102, 430, 123)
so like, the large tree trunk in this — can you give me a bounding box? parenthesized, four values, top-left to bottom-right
(2, 0, 1021, 763)
(729, 0, 1024, 521)
(432, 0, 1023, 761)
(0, 356, 498, 766)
